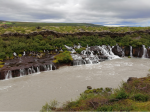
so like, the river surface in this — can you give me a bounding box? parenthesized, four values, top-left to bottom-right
(0, 58, 150, 111)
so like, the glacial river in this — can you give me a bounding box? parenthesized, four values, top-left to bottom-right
(0, 57, 150, 111)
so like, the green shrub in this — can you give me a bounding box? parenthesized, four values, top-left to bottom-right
(97, 105, 113, 111)
(116, 89, 128, 99)
(0, 52, 5, 59)
(0, 65, 4, 68)
(133, 93, 148, 102)
(36, 35, 43, 40)
(75, 47, 86, 54)
(18, 54, 22, 57)
(53, 51, 73, 63)
(0, 61, 4, 64)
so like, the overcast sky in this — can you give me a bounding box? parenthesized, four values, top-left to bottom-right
(0, 0, 150, 26)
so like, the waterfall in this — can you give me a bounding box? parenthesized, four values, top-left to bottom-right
(98, 45, 120, 60)
(116, 45, 124, 57)
(28, 68, 32, 75)
(73, 60, 84, 66)
(32, 67, 36, 73)
(23, 51, 26, 56)
(142, 45, 147, 58)
(50, 64, 52, 71)
(81, 50, 87, 55)
(47, 65, 50, 71)
(13, 52, 17, 56)
(64, 45, 76, 53)
(20, 69, 25, 76)
(43, 65, 47, 71)
(130, 46, 133, 57)
(37, 67, 40, 73)
(5, 70, 12, 79)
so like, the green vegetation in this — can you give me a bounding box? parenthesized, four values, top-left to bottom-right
(53, 51, 73, 63)
(75, 47, 86, 54)
(0, 61, 4, 68)
(0, 32, 150, 60)
(0, 24, 150, 60)
(41, 76, 150, 111)
(41, 100, 58, 112)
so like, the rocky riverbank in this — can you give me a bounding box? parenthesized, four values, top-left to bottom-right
(0, 44, 150, 80)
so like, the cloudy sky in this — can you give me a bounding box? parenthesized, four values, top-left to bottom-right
(0, 0, 150, 26)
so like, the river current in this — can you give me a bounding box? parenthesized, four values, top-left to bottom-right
(0, 58, 150, 111)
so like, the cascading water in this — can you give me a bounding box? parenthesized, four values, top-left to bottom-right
(5, 70, 12, 79)
(47, 65, 50, 71)
(32, 67, 36, 73)
(142, 45, 148, 58)
(20, 69, 25, 76)
(13, 52, 17, 56)
(64, 45, 76, 53)
(28, 68, 32, 75)
(23, 51, 26, 56)
(50, 64, 53, 71)
(130, 46, 133, 57)
(116, 45, 124, 57)
(98, 45, 120, 60)
(43, 65, 47, 71)
(37, 67, 40, 73)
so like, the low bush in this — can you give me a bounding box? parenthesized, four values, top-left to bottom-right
(53, 51, 73, 63)
(115, 89, 129, 99)
(133, 93, 149, 102)
(0, 65, 4, 68)
(75, 47, 86, 54)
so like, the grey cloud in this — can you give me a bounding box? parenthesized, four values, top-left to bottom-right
(0, 0, 150, 26)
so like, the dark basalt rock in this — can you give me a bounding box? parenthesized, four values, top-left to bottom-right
(87, 86, 92, 89)
(112, 46, 124, 57)
(98, 55, 108, 59)
(127, 77, 137, 83)
(125, 46, 130, 56)
(132, 46, 143, 57)
(147, 47, 150, 58)
(0, 55, 58, 80)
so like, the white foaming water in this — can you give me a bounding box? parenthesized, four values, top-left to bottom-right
(28, 68, 32, 75)
(20, 69, 25, 76)
(64, 45, 76, 53)
(142, 45, 148, 58)
(5, 70, 12, 80)
(98, 45, 120, 60)
(73, 45, 120, 66)
(37, 67, 40, 73)
(130, 46, 133, 57)
(50, 64, 53, 71)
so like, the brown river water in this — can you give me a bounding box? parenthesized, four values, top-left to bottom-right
(0, 57, 150, 111)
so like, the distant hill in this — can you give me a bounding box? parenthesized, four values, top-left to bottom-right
(0, 21, 102, 27)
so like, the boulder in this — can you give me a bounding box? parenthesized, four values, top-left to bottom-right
(87, 86, 92, 89)
(127, 77, 137, 83)
(112, 46, 124, 57)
